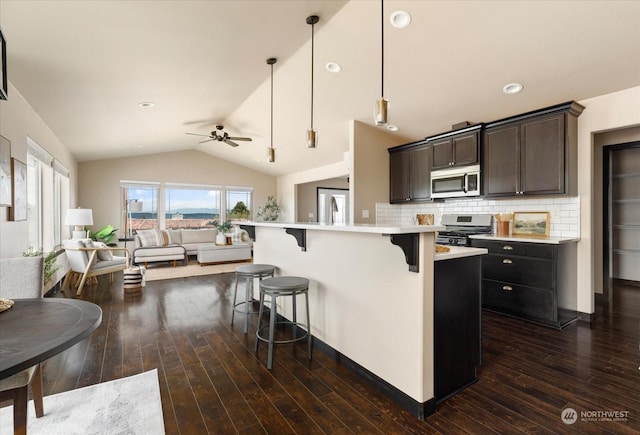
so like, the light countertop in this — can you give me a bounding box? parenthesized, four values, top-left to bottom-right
(435, 246, 488, 261)
(237, 221, 445, 235)
(470, 234, 580, 244)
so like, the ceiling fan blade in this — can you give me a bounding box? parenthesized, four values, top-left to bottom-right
(227, 136, 252, 142)
(199, 139, 214, 143)
(185, 132, 211, 138)
(224, 140, 240, 147)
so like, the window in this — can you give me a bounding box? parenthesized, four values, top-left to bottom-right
(120, 181, 160, 235)
(27, 137, 55, 251)
(226, 187, 253, 221)
(53, 161, 69, 247)
(165, 183, 221, 229)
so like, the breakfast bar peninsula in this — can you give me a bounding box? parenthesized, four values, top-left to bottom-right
(239, 221, 486, 418)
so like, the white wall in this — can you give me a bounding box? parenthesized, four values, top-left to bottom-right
(576, 86, 640, 314)
(0, 82, 78, 258)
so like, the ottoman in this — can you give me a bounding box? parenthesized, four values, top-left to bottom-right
(197, 243, 252, 264)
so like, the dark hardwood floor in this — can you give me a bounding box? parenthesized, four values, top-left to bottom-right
(28, 274, 640, 433)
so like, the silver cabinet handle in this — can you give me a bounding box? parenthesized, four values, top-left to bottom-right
(502, 258, 513, 264)
(502, 245, 513, 251)
(502, 285, 513, 291)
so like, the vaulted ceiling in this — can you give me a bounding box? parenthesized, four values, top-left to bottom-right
(2, 0, 639, 176)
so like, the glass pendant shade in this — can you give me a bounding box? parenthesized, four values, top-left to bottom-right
(307, 129, 317, 149)
(267, 147, 275, 163)
(374, 98, 389, 126)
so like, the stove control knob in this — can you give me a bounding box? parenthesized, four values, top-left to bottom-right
(449, 238, 457, 245)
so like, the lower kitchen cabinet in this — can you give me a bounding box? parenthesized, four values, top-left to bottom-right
(471, 238, 578, 328)
(434, 255, 481, 402)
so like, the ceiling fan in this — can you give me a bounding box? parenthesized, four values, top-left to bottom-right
(185, 125, 252, 147)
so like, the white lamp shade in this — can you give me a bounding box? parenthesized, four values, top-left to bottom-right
(129, 201, 143, 212)
(65, 208, 94, 227)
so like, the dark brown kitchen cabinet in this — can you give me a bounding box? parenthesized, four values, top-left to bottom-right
(470, 238, 577, 328)
(428, 125, 481, 170)
(389, 140, 431, 203)
(483, 101, 584, 198)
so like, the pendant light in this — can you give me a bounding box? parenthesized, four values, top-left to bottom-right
(306, 15, 319, 149)
(266, 57, 277, 162)
(374, 0, 388, 126)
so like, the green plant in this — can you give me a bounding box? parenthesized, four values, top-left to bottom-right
(256, 195, 281, 222)
(23, 247, 62, 285)
(90, 224, 117, 245)
(228, 201, 250, 220)
(215, 220, 233, 234)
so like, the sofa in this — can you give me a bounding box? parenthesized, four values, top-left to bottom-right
(132, 228, 252, 267)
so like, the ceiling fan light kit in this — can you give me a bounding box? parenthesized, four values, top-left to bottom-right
(306, 15, 319, 149)
(374, 0, 389, 127)
(267, 57, 277, 163)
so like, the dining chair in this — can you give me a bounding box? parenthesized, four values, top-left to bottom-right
(0, 256, 45, 435)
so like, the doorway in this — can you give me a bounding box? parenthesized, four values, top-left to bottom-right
(317, 188, 349, 224)
(603, 142, 640, 300)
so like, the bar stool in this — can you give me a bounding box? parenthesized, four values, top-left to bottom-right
(231, 264, 275, 334)
(255, 276, 312, 369)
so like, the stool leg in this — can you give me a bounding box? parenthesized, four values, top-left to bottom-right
(231, 273, 240, 326)
(306, 291, 312, 360)
(267, 295, 277, 370)
(255, 290, 265, 352)
(243, 276, 253, 334)
(292, 292, 297, 338)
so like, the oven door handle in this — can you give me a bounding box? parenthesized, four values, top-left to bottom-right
(463, 173, 468, 193)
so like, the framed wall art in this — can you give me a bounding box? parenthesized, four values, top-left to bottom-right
(0, 28, 7, 100)
(513, 211, 550, 237)
(0, 135, 10, 206)
(10, 158, 27, 221)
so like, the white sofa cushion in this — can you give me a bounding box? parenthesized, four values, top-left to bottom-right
(180, 229, 217, 244)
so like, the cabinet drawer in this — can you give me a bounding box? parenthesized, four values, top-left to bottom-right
(481, 254, 553, 289)
(482, 279, 555, 321)
(472, 240, 554, 259)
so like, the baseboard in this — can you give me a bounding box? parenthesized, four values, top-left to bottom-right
(312, 336, 437, 420)
(577, 310, 596, 323)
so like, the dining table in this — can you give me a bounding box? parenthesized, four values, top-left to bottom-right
(0, 298, 102, 380)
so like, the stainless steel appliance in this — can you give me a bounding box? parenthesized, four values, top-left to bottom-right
(431, 164, 481, 199)
(436, 213, 493, 246)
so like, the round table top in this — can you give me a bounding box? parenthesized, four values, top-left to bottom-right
(0, 298, 102, 380)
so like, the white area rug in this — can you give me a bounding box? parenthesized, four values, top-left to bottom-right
(144, 260, 247, 282)
(0, 369, 165, 434)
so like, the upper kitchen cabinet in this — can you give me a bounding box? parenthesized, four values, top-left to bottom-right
(389, 140, 431, 203)
(427, 124, 482, 170)
(483, 101, 584, 198)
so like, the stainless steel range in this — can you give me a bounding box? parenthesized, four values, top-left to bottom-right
(436, 214, 493, 246)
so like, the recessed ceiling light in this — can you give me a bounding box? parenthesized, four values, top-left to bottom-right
(138, 102, 154, 108)
(326, 62, 342, 73)
(502, 83, 523, 95)
(387, 125, 399, 131)
(390, 10, 411, 28)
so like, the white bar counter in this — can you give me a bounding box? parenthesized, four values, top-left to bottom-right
(239, 221, 480, 417)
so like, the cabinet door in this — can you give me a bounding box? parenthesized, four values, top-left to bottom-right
(521, 114, 565, 195)
(452, 132, 479, 166)
(389, 150, 411, 203)
(483, 124, 520, 197)
(410, 144, 431, 201)
(431, 138, 453, 169)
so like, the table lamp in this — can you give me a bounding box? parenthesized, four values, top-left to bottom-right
(65, 208, 94, 239)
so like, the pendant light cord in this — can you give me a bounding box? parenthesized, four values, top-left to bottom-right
(381, 0, 384, 98)
(311, 21, 315, 130)
(270, 62, 273, 149)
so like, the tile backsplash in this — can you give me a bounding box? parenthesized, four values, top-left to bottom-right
(376, 196, 580, 238)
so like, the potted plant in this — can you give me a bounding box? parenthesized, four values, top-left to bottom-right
(256, 196, 281, 222)
(214, 220, 233, 245)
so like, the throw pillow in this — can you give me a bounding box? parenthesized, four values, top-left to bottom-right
(91, 241, 114, 261)
(137, 229, 160, 247)
(160, 229, 171, 246)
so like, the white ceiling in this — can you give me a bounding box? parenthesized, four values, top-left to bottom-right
(2, 0, 639, 177)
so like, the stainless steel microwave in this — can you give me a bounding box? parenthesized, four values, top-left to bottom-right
(431, 164, 481, 199)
